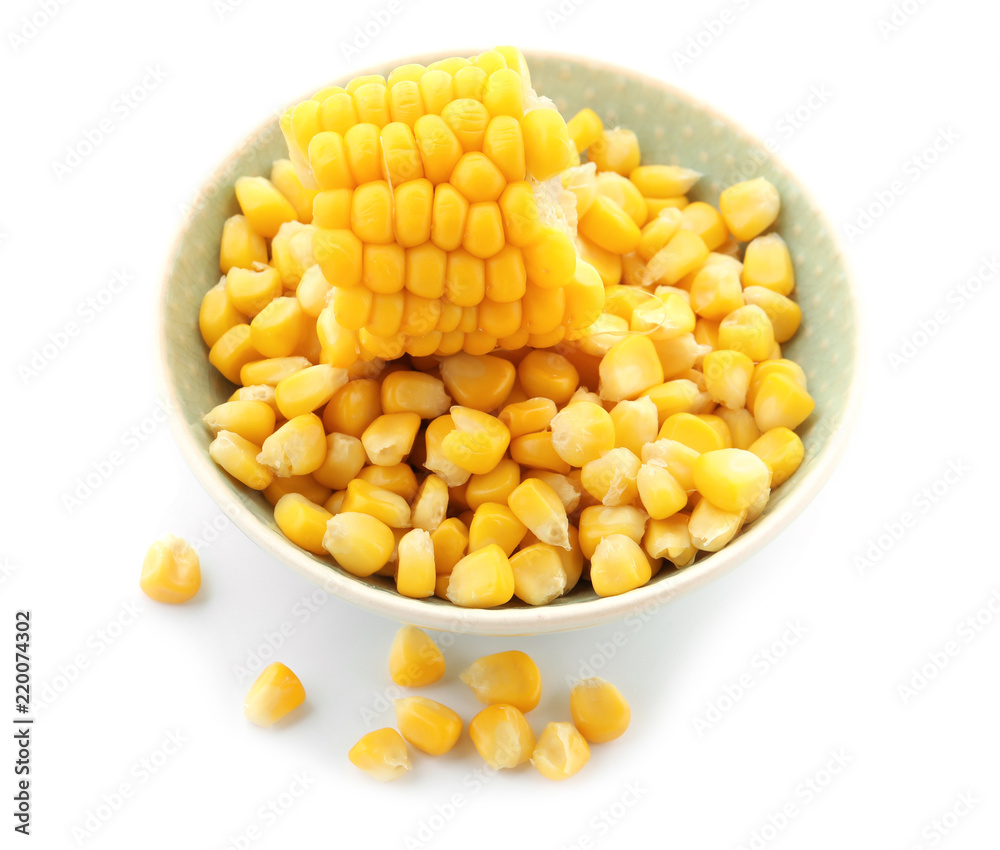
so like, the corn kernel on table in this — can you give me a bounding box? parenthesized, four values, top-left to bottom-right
(4, 0, 998, 847)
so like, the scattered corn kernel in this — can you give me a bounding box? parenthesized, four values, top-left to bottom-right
(569, 678, 630, 743)
(389, 625, 446, 687)
(394, 696, 463, 755)
(139, 534, 201, 603)
(531, 721, 591, 781)
(461, 650, 541, 712)
(349, 728, 411, 781)
(244, 662, 306, 726)
(468, 704, 535, 769)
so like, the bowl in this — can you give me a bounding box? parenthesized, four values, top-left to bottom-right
(156, 50, 862, 636)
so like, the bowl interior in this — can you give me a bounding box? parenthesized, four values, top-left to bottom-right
(159, 51, 859, 635)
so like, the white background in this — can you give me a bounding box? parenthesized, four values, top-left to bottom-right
(2, 0, 998, 848)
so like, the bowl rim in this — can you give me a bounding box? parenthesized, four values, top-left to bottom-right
(155, 48, 866, 636)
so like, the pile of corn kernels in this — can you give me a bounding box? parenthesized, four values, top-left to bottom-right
(197, 47, 815, 608)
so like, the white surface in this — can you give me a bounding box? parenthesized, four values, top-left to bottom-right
(3, 0, 998, 847)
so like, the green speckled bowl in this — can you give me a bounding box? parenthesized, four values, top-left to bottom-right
(156, 50, 862, 636)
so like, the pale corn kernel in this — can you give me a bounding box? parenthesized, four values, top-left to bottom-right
(570, 678, 631, 743)
(409, 474, 448, 531)
(742, 286, 801, 342)
(678, 201, 729, 251)
(581, 446, 641, 507)
(641, 379, 703, 424)
(715, 407, 761, 451)
(645, 195, 689, 216)
(225, 265, 282, 319)
(469, 704, 535, 769)
(461, 650, 541, 712)
(441, 406, 511, 475)
(702, 349, 755, 409)
(717, 305, 775, 362)
(574, 313, 628, 358)
(549, 402, 615, 467)
(465, 458, 522, 511)
(264, 474, 332, 508)
(644, 513, 697, 567)
(749, 427, 804, 487)
(219, 214, 268, 273)
(688, 498, 745, 552)
(359, 412, 420, 467)
(274, 364, 346, 420)
(577, 235, 623, 286)
(510, 544, 568, 605)
(590, 534, 652, 597)
(248, 296, 305, 359)
(140, 534, 201, 604)
(270, 221, 317, 287)
(200, 279, 246, 349)
(577, 505, 648, 560)
(578, 195, 642, 254)
(753, 373, 815, 432)
(323, 512, 395, 575)
(689, 264, 745, 321)
(746, 359, 807, 410)
(508, 478, 571, 550)
(608, 397, 659, 456)
(643, 230, 709, 287)
(692, 449, 771, 514)
(244, 662, 306, 726)
(563, 258, 606, 331)
(389, 626, 446, 688)
(203, 400, 276, 447)
(719, 178, 780, 242)
(235, 176, 297, 238)
(531, 722, 591, 781)
(424, 414, 472, 487)
(273, 493, 334, 555)
(349, 728, 411, 781)
(566, 108, 603, 153)
(240, 356, 312, 387)
(439, 352, 516, 411)
(653, 333, 707, 379)
(745, 486, 770, 523)
(589, 127, 640, 175)
(445, 543, 515, 608)
(562, 163, 598, 217)
(430, 517, 469, 574)
(629, 164, 700, 197)
(499, 398, 557, 439)
(602, 285, 647, 323)
(209, 430, 274, 490)
(257, 413, 326, 477)
(468, 502, 527, 556)
(741, 233, 795, 295)
(640, 438, 700, 491)
(323, 378, 381, 438)
(595, 171, 649, 226)
(394, 529, 436, 599)
(599, 335, 664, 402)
(636, 462, 688, 520)
(524, 470, 581, 515)
(394, 697, 463, 756)
(341, 478, 411, 528)
(567, 386, 603, 406)
(309, 433, 365, 490)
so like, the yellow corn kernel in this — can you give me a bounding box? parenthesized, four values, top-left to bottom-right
(402, 246, 446, 301)
(323, 378, 381, 438)
(413, 114, 462, 185)
(506, 478, 573, 553)
(311, 432, 366, 490)
(313, 228, 363, 289)
(382, 122, 424, 186)
(379, 370, 451, 419)
(530, 721, 591, 781)
(350, 180, 393, 244)
(596, 171, 648, 226)
(341, 478, 411, 528)
(630, 292, 697, 342)
(578, 194, 642, 254)
(715, 407, 761, 451)
(480, 69, 522, 119)
(394, 529, 436, 598)
(292, 267, 331, 321)
(644, 513, 696, 567)
(446, 543, 515, 607)
(641, 438, 699, 491)
(581, 447, 641, 507)
(234, 176, 297, 238)
(442, 249, 483, 306)
(719, 177, 780, 242)
(577, 236, 623, 287)
(637, 208, 683, 261)
(401, 476, 444, 533)
(243, 662, 306, 726)
(520, 106, 571, 179)
(225, 266, 282, 318)
(692, 448, 771, 514)
(522, 228, 576, 291)
(349, 728, 411, 782)
(628, 164, 700, 198)
(275, 364, 346, 419)
(140, 534, 201, 604)
(644, 230, 710, 287)
(461, 650, 541, 712)
(498, 181, 542, 248)
(356, 463, 418, 501)
(353, 82, 391, 127)
(589, 128, 640, 175)
(590, 534, 652, 596)
(559, 262, 602, 333)
(358, 412, 419, 467)
(718, 305, 775, 362)
(264, 474, 332, 508)
(549, 401, 615, 467)
(465, 458, 521, 511)
(749, 427, 804, 487)
(653, 333, 706, 379)
(609, 396, 659, 456)
(203, 400, 275, 447)
(442, 406, 510, 475)
(439, 97, 489, 151)
(577, 505, 647, 559)
(562, 163, 598, 218)
(498, 398, 557, 439)
(388, 80, 424, 128)
(702, 349, 755, 410)
(463, 202, 506, 260)
(482, 245, 526, 305)
(323, 511, 395, 575)
(570, 678, 630, 743)
(689, 497, 745, 551)
(240, 356, 311, 387)
(689, 264, 745, 321)
(387, 179, 433, 247)
(509, 544, 569, 605)
(209, 430, 273, 490)
(636, 461, 687, 520)
(508, 430, 569, 474)
(469, 502, 527, 556)
(658, 412, 725, 454)
(741, 233, 795, 295)
(439, 352, 515, 411)
(394, 696, 462, 756)
(461, 330, 497, 355)
(449, 152, 504, 204)
(199, 279, 246, 349)
(312, 188, 353, 231)
(645, 196, 689, 216)
(478, 119, 524, 191)
(602, 285, 647, 323)
(515, 351, 576, 404)
(678, 201, 729, 251)
(469, 704, 535, 769)
(308, 131, 355, 191)
(386, 64, 426, 88)
(424, 414, 471, 487)
(742, 286, 801, 342)
(566, 108, 603, 154)
(257, 413, 327, 477)
(599, 335, 664, 402)
(746, 359, 807, 410)
(318, 91, 358, 136)
(519, 284, 564, 336)
(388, 625, 445, 687)
(641, 379, 702, 424)
(219, 214, 268, 274)
(417, 70, 455, 116)
(752, 373, 815, 432)
(273, 493, 333, 555)
(430, 517, 469, 575)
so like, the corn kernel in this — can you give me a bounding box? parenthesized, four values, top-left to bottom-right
(461, 650, 541, 712)
(749, 427, 804, 487)
(466, 458, 521, 510)
(702, 349, 755, 409)
(580, 447, 640, 507)
(209, 430, 274, 490)
(341, 478, 412, 527)
(643, 513, 696, 567)
(689, 263, 745, 321)
(322, 378, 380, 438)
(431, 517, 469, 574)
(599, 335, 664, 402)
(140, 534, 201, 603)
(273, 493, 334, 554)
(644, 230, 710, 287)
(388, 81, 425, 127)
(243, 662, 306, 726)
(507, 430, 568, 474)
(469, 502, 527, 556)
(199, 279, 246, 349)
(577, 236, 623, 286)
(349, 728, 411, 781)
(608, 396, 659, 456)
(717, 305, 775, 362)
(678, 201, 729, 251)
(719, 177, 780, 242)
(308, 433, 364, 490)
(225, 265, 282, 319)
(579, 195, 642, 254)
(548, 402, 615, 467)
(715, 407, 761, 451)
(641, 438, 699, 491)
(484, 70, 524, 120)
(498, 181, 543, 247)
(566, 108, 603, 153)
(395, 529, 436, 598)
(234, 176, 297, 238)
(499, 397, 557, 439)
(741, 233, 795, 295)
(509, 544, 569, 605)
(358, 412, 420, 467)
(442, 98, 490, 152)
(578, 505, 647, 560)
(596, 171, 649, 226)
(692, 448, 771, 514)
(638, 208, 683, 261)
(590, 534, 651, 596)
(424, 414, 471, 487)
(469, 704, 535, 769)
(257, 413, 326, 477)
(203, 400, 276, 447)
(521, 106, 571, 179)
(746, 359, 807, 410)
(389, 625, 446, 686)
(219, 214, 269, 276)
(323, 511, 395, 575)
(742, 286, 801, 342)
(380, 371, 451, 419)
(589, 128, 640, 175)
(508, 478, 571, 550)
(752, 372, 815, 432)
(635, 461, 687, 520)
(628, 164, 700, 198)
(445, 543, 515, 607)
(689, 497, 745, 551)
(570, 678, 630, 743)
(530, 722, 590, 781)
(394, 696, 463, 756)
(264, 474, 332, 508)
